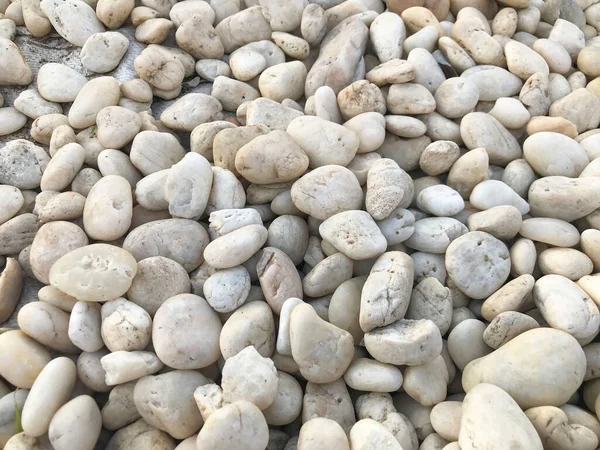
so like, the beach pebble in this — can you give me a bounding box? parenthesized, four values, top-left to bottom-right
(48, 395, 102, 450)
(459, 384, 543, 450)
(196, 401, 269, 450)
(80, 32, 129, 73)
(21, 357, 77, 437)
(290, 303, 354, 382)
(463, 328, 586, 408)
(152, 294, 222, 369)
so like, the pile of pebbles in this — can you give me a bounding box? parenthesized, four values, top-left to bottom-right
(1, 0, 600, 448)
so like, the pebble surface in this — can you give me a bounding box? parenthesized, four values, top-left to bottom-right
(1, 0, 600, 448)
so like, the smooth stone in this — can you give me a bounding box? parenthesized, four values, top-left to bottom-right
(83, 175, 132, 241)
(446, 231, 511, 299)
(203, 224, 267, 269)
(203, 266, 250, 313)
(287, 116, 359, 168)
(403, 355, 449, 406)
(14, 89, 62, 119)
(366, 158, 411, 220)
(291, 165, 363, 220)
(344, 358, 403, 393)
(40, 0, 104, 46)
(235, 130, 309, 184)
(290, 303, 354, 383)
(80, 31, 129, 73)
(417, 185, 464, 217)
(69, 301, 103, 352)
(101, 381, 139, 431)
(404, 217, 468, 254)
(459, 384, 543, 450)
(221, 346, 277, 410)
(49, 244, 137, 302)
(461, 66, 522, 102)
(528, 176, 600, 222)
(0, 107, 27, 136)
(0, 139, 50, 189)
(0, 390, 29, 447)
(219, 301, 275, 359)
(349, 419, 402, 450)
(319, 211, 387, 261)
(134, 44, 185, 91)
(160, 93, 223, 131)
(534, 274, 600, 344)
(101, 351, 163, 386)
(469, 180, 530, 215)
(106, 419, 176, 449)
(447, 148, 489, 199)
(462, 328, 586, 409)
(175, 15, 222, 60)
(526, 406, 598, 450)
(153, 294, 222, 369)
(364, 318, 442, 366)
(538, 248, 593, 280)
(48, 396, 101, 450)
(523, 132, 589, 177)
(68, 77, 120, 129)
(467, 205, 522, 240)
(134, 370, 208, 439)
(215, 6, 272, 53)
(0, 258, 22, 323)
(22, 357, 77, 437)
(130, 131, 185, 176)
(360, 252, 414, 332)
(298, 417, 350, 450)
(483, 311, 540, 349)
(257, 247, 303, 314)
(18, 301, 78, 353)
(406, 277, 452, 335)
(0, 37, 33, 85)
(305, 17, 369, 96)
(460, 112, 521, 165)
(519, 217, 580, 247)
(196, 401, 269, 450)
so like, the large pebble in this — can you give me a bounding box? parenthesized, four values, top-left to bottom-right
(287, 116, 359, 168)
(462, 328, 586, 408)
(123, 219, 208, 271)
(290, 303, 354, 383)
(360, 252, 414, 332)
(0, 139, 50, 189)
(134, 370, 208, 439)
(18, 301, 78, 353)
(235, 130, 309, 184)
(459, 384, 543, 450)
(320, 211, 387, 261)
(40, 0, 104, 46)
(534, 274, 600, 344)
(68, 77, 120, 129)
(48, 395, 101, 450)
(80, 32, 129, 73)
(36, 63, 87, 102)
(0, 38, 33, 85)
(291, 165, 363, 220)
(196, 401, 269, 450)
(446, 231, 511, 299)
(153, 294, 221, 369)
(49, 244, 137, 302)
(21, 357, 76, 437)
(83, 175, 132, 241)
(364, 319, 442, 366)
(523, 132, 589, 177)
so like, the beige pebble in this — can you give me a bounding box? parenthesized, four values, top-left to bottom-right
(462, 328, 585, 409)
(153, 294, 221, 369)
